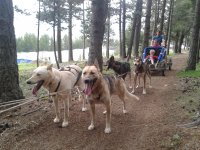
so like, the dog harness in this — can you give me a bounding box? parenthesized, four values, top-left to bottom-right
(54, 80, 61, 92)
(60, 66, 82, 87)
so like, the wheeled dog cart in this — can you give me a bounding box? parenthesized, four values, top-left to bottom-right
(142, 46, 172, 76)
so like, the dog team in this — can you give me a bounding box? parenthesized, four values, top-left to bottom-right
(26, 55, 152, 134)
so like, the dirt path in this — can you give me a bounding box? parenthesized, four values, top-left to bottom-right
(0, 53, 192, 150)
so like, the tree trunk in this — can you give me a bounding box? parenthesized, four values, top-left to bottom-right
(57, 1, 62, 63)
(197, 31, 200, 63)
(186, 0, 200, 70)
(160, 0, 166, 33)
(152, 0, 159, 38)
(142, 0, 152, 52)
(174, 31, 179, 53)
(127, 1, 138, 59)
(37, 0, 40, 67)
(68, 1, 73, 61)
(106, 1, 111, 59)
(119, 0, 122, 58)
(166, 0, 174, 55)
(178, 32, 184, 53)
(88, 0, 108, 71)
(133, 0, 143, 57)
(82, 0, 85, 60)
(122, 0, 126, 58)
(53, 0, 59, 69)
(0, 0, 24, 102)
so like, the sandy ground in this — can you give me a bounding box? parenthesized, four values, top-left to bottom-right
(1, 53, 200, 150)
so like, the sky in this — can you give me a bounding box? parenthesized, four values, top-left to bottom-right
(13, 0, 83, 39)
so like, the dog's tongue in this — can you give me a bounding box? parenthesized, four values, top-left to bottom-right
(32, 86, 38, 95)
(84, 84, 92, 96)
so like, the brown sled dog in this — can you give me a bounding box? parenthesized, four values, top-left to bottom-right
(82, 62, 139, 134)
(132, 57, 152, 94)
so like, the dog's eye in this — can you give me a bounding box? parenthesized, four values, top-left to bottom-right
(83, 72, 86, 75)
(37, 73, 41, 76)
(90, 72, 95, 75)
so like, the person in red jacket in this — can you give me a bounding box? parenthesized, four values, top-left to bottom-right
(144, 49, 158, 64)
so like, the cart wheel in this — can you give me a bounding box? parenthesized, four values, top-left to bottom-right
(162, 70, 165, 76)
(169, 65, 171, 71)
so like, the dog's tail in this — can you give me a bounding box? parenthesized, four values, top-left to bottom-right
(125, 90, 140, 101)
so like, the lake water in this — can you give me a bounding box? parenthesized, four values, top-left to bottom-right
(17, 48, 115, 63)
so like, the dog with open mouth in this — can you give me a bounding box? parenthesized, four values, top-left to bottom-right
(26, 64, 86, 127)
(82, 61, 139, 134)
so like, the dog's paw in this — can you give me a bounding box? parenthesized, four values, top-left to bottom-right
(53, 117, 60, 123)
(103, 110, 107, 114)
(104, 128, 111, 134)
(136, 85, 139, 88)
(88, 124, 95, 130)
(142, 90, 147, 95)
(131, 90, 135, 94)
(82, 107, 87, 112)
(62, 121, 69, 127)
(123, 109, 127, 114)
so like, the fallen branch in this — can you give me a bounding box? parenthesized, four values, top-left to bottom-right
(177, 118, 200, 128)
(0, 98, 30, 106)
(0, 100, 29, 109)
(21, 107, 43, 116)
(0, 98, 38, 115)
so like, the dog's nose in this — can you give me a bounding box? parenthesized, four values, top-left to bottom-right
(26, 80, 31, 84)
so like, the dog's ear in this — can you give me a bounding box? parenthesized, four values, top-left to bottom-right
(110, 56, 114, 61)
(47, 64, 53, 71)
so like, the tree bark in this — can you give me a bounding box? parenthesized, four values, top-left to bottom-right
(119, 0, 122, 58)
(186, 0, 200, 70)
(57, 1, 62, 63)
(122, 0, 126, 58)
(127, 0, 143, 58)
(160, 0, 166, 33)
(142, 0, 152, 52)
(106, 1, 111, 59)
(0, 0, 24, 102)
(88, 0, 108, 71)
(178, 32, 184, 53)
(68, 1, 73, 61)
(166, 0, 174, 55)
(133, 0, 143, 57)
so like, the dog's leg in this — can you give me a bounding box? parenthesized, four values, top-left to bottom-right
(119, 94, 127, 114)
(128, 72, 132, 88)
(104, 100, 111, 134)
(131, 74, 137, 94)
(82, 96, 87, 112)
(148, 71, 152, 88)
(136, 76, 140, 88)
(88, 102, 95, 131)
(62, 92, 70, 127)
(53, 96, 60, 123)
(142, 75, 147, 94)
(77, 87, 87, 111)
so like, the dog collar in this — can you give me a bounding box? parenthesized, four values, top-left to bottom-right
(54, 80, 61, 92)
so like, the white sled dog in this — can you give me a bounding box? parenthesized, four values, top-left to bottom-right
(26, 64, 86, 127)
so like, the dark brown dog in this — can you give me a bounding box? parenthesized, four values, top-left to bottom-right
(132, 57, 152, 94)
(82, 62, 139, 134)
(106, 56, 132, 88)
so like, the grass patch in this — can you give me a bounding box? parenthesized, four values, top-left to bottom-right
(177, 63, 200, 78)
(18, 63, 37, 71)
